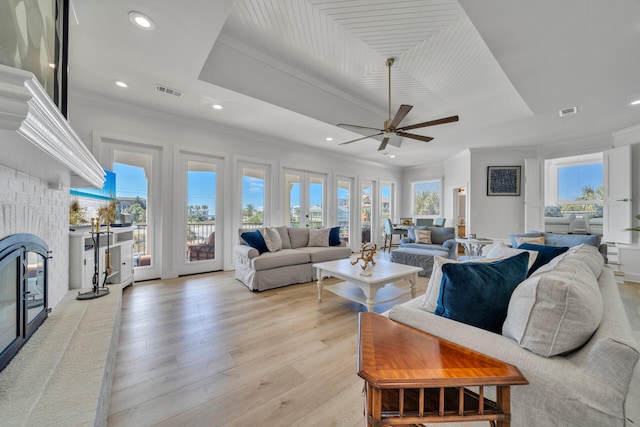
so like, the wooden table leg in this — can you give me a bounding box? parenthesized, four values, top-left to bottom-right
(407, 273, 418, 298)
(316, 268, 324, 301)
(496, 385, 511, 427)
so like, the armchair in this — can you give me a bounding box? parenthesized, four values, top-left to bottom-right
(544, 206, 575, 234)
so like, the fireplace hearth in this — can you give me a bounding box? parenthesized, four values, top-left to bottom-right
(0, 233, 50, 372)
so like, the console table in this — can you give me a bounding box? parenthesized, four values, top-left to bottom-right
(357, 313, 527, 426)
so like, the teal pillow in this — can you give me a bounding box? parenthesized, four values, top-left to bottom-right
(241, 230, 268, 254)
(435, 252, 529, 333)
(329, 226, 341, 246)
(517, 243, 568, 275)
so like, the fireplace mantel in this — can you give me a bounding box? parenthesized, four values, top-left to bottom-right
(0, 64, 104, 188)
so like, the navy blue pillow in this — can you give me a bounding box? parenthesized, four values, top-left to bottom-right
(435, 252, 529, 334)
(517, 243, 569, 276)
(329, 226, 341, 246)
(241, 230, 268, 254)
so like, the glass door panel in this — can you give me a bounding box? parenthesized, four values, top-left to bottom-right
(286, 173, 301, 227)
(337, 178, 351, 245)
(114, 155, 151, 269)
(308, 175, 324, 228)
(361, 182, 373, 244)
(186, 161, 216, 263)
(284, 170, 325, 228)
(242, 167, 266, 229)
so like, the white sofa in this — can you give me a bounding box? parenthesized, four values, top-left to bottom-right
(234, 226, 351, 291)
(388, 244, 639, 426)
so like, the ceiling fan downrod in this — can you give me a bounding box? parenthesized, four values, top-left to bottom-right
(386, 57, 395, 127)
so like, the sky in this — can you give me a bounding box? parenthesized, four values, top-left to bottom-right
(558, 163, 603, 200)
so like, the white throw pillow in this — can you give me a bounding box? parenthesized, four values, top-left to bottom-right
(308, 228, 330, 247)
(485, 241, 538, 271)
(502, 255, 603, 357)
(420, 255, 507, 313)
(415, 229, 432, 244)
(260, 227, 282, 252)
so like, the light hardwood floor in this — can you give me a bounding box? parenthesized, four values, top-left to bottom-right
(108, 263, 640, 427)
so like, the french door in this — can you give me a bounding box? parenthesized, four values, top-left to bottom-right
(175, 151, 223, 275)
(285, 170, 326, 228)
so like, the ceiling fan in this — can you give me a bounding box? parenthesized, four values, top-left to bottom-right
(337, 58, 459, 151)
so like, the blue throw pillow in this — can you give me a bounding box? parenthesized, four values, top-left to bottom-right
(241, 230, 268, 254)
(435, 252, 529, 334)
(517, 243, 569, 275)
(329, 226, 341, 246)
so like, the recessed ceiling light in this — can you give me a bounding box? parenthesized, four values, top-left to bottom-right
(326, 137, 333, 141)
(389, 155, 396, 158)
(631, 100, 640, 105)
(114, 80, 128, 88)
(212, 104, 223, 110)
(129, 11, 155, 30)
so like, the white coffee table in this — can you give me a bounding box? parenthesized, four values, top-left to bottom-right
(313, 259, 422, 312)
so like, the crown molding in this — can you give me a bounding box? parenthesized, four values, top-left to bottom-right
(0, 65, 104, 188)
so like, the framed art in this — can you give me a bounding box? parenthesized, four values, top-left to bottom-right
(487, 166, 521, 196)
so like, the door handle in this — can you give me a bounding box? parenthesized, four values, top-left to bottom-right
(616, 198, 630, 202)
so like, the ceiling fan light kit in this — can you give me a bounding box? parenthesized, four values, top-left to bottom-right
(337, 57, 459, 151)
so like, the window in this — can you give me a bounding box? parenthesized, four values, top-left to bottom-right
(545, 154, 603, 213)
(337, 177, 352, 245)
(412, 179, 441, 216)
(380, 183, 393, 220)
(241, 165, 267, 228)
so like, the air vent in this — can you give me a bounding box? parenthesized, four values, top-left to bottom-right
(559, 106, 578, 117)
(155, 84, 182, 98)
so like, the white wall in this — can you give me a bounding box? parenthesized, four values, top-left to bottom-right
(68, 93, 403, 278)
(468, 147, 537, 240)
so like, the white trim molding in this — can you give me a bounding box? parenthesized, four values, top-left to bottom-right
(0, 64, 104, 188)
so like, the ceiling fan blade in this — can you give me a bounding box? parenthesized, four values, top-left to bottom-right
(337, 123, 383, 132)
(378, 138, 390, 151)
(339, 132, 383, 145)
(387, 104, 413, 129)
(398, 115, 459, 131)
(396, 131, 434, 143)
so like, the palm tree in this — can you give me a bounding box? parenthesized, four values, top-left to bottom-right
(414, 190, 440, 215)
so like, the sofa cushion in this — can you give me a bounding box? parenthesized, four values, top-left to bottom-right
(544, 233, 600, 248)
(295, 246, 352, 263)
(241, 230, 268, 254)
(428, 226, 455, 245)
(502, 252, 603, 357)
(308, 228, 330, 247)
(251, 249, 311, 271)
(274, 226, 292, 249)
(260, 227, 282, 252)
(421, 255, 514, 313)
(415, 229, 432, 244)
(435, 252, 530, 333)
(329, 226, 341, 246)
(517, 243, 568, 275)
(288, 227, 310, 248)
(485, 241, 538, 271)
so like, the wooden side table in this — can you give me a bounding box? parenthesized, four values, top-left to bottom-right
(357, 313, 527, 426)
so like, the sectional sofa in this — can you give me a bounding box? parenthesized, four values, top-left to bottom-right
(234, 226, 351, 291)
(388, 243, 639, 426)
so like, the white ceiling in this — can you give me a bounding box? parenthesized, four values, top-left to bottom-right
(68, 0, 640, 167)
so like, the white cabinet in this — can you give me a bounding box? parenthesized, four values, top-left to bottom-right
(69, 227, 135, 289)
(616, 243, 640, 283)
